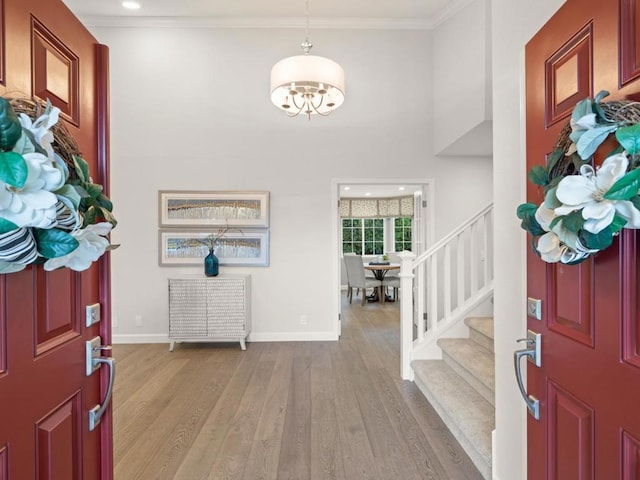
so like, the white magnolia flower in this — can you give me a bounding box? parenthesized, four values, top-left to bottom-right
(0, 152, 64, 228)
(44, 222, 112, 272)
(537, 231, 565, 263)
(555, 153, 640, 233)
(19, 107, 60, 160)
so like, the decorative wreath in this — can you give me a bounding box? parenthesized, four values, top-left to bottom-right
(517, 90, 640, 264)
(0, 97, 117, 274)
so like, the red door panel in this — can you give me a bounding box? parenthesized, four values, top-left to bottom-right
(0, 0, 112, 478)
(526, 1, 640, 478)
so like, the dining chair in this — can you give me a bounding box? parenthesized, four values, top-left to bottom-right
(382, 275, 400, 302)
(343, 254, 382, 305)
(343, 253, 356, 302)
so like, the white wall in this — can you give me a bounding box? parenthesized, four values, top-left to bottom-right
(84, 22, 493, 343)
(492, 1, 565, 479)
(433, 0, 492, 156)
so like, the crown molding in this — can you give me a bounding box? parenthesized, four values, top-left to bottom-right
(77, 0, 476, 30)
(78, 15, 434, 30)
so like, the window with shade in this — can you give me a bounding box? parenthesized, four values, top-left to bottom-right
(340, 196, 414, 255)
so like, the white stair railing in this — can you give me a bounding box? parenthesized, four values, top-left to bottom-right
(399, 203, 494, 379)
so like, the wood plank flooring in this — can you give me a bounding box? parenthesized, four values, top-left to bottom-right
(112, 294, 482, 479)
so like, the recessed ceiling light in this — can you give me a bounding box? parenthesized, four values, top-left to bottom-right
(365, 192, 371, 196)
(343, 186, 350, 191)
(122, 1, 141, 10)
(398, 186, 405, 191)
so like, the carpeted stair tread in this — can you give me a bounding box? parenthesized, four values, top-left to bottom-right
(437, 337, 495, 405)
(412, 359, 493, 479)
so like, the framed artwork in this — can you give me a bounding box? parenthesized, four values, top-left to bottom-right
(158, 229, 270, 267)
(158, 190, 269, 227)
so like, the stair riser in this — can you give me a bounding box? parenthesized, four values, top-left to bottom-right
(469, 329, 494, 352)
(442, 350, 495, 407)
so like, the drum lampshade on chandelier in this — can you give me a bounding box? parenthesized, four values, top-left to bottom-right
(270, 0, 345, 119)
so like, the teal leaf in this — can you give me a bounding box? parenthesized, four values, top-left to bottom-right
(516, 203, 537, 219)
(516, 203, 545, 236)
(0, 151, 27, 188)
(546, 150, 563, 173)
(603, 168, 640, 200)
(576, 125, 618, 160)
(0, 218, 18, 234)
(616, 124, 640, 156)
(579, 226, 615, 251)
(86, 182, 103, 199)
(562, 211, 585, 233)
(571, 98, 593, 123)
(594, 90, 610, 103)
(96, 193, 113, 211)
(72, 155, 90, 183)
(549, 216, 562, 231)
(34, 228, 79, 258)
(610, 214, 627, 233)
(528, 165, 548, 186)
(0, 260, 27, 274)
(55, 184, 81, 211)
(631, 195, 640, 211)
(82, 206, 98, 226)
(0, 98, 23, 150)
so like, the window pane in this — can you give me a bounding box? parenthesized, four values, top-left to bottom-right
(353, 219, 362, 228)
(364, 229, 373, 241)
(354, 228, 362, 242)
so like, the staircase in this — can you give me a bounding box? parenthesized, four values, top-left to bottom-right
(411, 316, 494, 479)
(396, 204, 495, 479)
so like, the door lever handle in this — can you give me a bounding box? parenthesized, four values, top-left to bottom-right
(513, 330, 541, 420)
(88, 356, 116, 431)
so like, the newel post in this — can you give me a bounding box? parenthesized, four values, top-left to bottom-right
(398, 250, 416, 380)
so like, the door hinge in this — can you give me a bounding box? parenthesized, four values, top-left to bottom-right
(423, 312, 428, 320)
(422, 200, 427, 208)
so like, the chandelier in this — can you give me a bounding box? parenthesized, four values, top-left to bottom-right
(270, 0, 345, 119)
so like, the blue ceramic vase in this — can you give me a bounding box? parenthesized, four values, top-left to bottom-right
(204, 248, 219, 277)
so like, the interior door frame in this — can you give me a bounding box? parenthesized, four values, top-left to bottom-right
(330, 177, 435, 337)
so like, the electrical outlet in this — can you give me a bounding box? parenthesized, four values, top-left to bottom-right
(135, 315, 143, 327)
(300, 314, 307, 325)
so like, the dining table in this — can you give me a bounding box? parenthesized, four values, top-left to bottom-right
(363, 262, 400, 302)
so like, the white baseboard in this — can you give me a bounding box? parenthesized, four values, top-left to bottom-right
(248, 331, 339, 342)
(112, 334, 168, 344)
(112, 331, 339, 344)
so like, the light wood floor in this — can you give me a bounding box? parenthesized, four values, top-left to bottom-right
(112, 293, 482, 479)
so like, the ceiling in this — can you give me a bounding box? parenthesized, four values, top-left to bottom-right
(61, 0, 463, 27)
(339, 184, 422, 198)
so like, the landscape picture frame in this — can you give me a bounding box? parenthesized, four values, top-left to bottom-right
(158, 190, 270, 228)
(158, 229, 270, 267)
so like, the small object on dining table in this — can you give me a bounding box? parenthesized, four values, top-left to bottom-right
(369, 261, 390, 265)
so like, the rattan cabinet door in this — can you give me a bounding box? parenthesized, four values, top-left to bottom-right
(205, 277, 247, 337)
(168, 278, 209, 339)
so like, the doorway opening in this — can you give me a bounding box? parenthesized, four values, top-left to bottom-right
(331, 178, 434, 337)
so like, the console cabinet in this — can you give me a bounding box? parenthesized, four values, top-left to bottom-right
(168, 275, 251, 351)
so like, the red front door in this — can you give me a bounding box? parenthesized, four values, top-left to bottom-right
(0, 0, 112, 478)
(525, 0, 640, 478)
